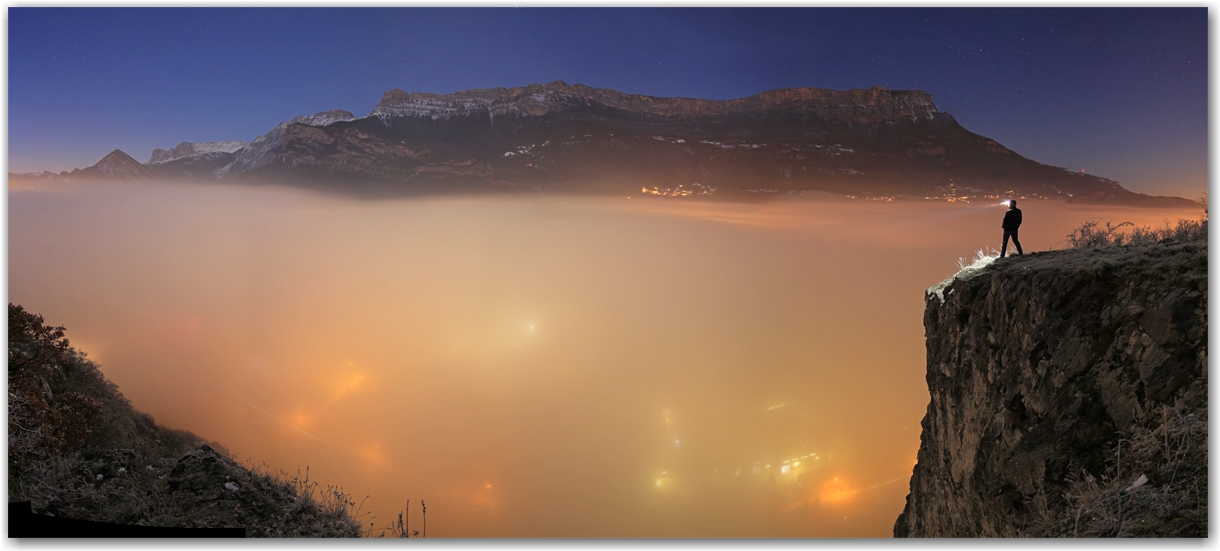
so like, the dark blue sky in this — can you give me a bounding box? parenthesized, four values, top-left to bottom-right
(8, 8, 1207, 198)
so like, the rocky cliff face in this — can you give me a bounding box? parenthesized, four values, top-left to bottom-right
(371, 81, 937, 124)
(895, 240, 1207, 537)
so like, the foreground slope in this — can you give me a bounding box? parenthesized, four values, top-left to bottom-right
(895, 238, 1207, 537)
(8, 304, 363, 536)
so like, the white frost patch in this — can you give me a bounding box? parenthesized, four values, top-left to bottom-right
(290, 110, 356, 127)
(504, 152, 516, 157)
(372, 97, 498, 119)
(191, 141, 247, 155)
(148, 140, 248, 164)
(928, 248, 999, 304)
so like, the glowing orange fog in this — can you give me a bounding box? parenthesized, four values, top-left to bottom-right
(819, 476, 859, 505)
(8, 181, 1203, 537)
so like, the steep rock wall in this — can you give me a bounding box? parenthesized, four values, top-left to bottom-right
(895, 241, 1207, 537)
(372, 81, 937, 123)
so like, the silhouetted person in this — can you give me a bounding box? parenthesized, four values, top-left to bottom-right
(1001, 200, 1023, 258)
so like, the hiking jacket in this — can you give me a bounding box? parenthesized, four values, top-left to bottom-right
(1002, 208, 1022, 231)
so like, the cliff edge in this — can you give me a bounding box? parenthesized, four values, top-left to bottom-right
(895, 240, 1207, 537)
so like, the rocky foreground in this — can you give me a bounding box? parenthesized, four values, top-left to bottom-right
(895, 235, 1207, 537)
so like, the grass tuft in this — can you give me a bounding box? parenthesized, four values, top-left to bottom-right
(927, 248, 1000, 303)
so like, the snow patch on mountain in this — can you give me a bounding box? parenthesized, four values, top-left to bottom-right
(149, 141, 248, 164)
(373, 97, 513, 119)
(370, 84, 574, 120)
(289, 110, 356, 127)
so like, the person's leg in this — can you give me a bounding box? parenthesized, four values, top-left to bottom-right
(1013, 231, 1023, 255)
(1001, 232, 1011, 257)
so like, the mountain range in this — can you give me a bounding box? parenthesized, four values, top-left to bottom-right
(11, 81, 1197, 207)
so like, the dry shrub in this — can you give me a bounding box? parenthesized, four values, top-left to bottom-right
(1022, 405, 1207, 537)
(376, 499, 426, 538)
(1065, 196, 1208, 249)
(9, 305, 105, 476)
(1064, 219, 1136, 248)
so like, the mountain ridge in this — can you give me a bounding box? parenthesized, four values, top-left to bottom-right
(12, 82, 1198, 207)
(370, 81, 938, 124)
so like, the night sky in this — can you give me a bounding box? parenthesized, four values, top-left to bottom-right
(7, 8, 1208, 199)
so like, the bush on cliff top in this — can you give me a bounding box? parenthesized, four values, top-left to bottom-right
(1065, 193, 1208, 249)
(1064, 217, 1207, 249)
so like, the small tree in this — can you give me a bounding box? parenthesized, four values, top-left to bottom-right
(8, 304, 104, 475)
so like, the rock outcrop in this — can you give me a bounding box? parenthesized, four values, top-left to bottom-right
(895, 240, 1207, 537)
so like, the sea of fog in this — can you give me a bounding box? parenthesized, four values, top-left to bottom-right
(8, 181, 1201, 537)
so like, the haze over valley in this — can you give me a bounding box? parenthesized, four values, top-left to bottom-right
(9, 181, 1200, 536)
